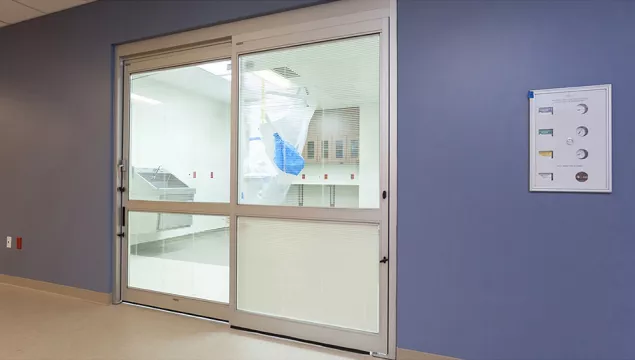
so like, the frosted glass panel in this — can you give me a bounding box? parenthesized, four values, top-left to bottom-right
(237, 217, 380, 333)
(237, 35, 380, 208)
(129, 59, 231, 203)
(128, 211, 229, 303)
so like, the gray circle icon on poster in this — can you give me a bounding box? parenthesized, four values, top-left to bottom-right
(576, 149, 589, 159)
(575, 171, 589, 182)
(576, 103, 589, 114)
(576, 126, 589, 137)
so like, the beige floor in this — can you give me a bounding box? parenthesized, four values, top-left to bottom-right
(0, 284, 368, 360)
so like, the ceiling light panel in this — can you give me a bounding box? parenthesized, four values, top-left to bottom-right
(131, 93, 161, 105)
(198, 60, 232, 76)
(253, 70, 292, 88)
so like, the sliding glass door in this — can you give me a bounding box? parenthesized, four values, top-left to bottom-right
(119, 18, 390, 355)
(230, 20, 389, 354)
(121, 43, 233, 320)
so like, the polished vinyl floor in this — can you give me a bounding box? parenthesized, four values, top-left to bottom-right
(0, 284, 368, 360)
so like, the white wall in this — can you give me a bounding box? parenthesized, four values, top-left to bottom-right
(359, 102, 380, 208)
(129, 76, 230, 240)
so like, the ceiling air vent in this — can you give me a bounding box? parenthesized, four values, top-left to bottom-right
(272, 67, 300, 79)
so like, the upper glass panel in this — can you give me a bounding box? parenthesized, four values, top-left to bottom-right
(237, 35, 381, 208)
(128, 60, 231, 203)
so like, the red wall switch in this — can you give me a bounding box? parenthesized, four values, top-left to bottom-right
(302, 174, 305, 180)
(193, 171, 197, 179)
(210, 172, 214, 179)
(324, 174, 328, 180)
(16, 237, 22, 250)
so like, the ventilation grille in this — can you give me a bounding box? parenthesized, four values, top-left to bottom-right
(272, 66, 300, 79)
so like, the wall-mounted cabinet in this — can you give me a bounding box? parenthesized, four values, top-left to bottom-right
(302, 107, 360, 165)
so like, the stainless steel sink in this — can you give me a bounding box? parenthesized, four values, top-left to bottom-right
(138, 172, 188, 189)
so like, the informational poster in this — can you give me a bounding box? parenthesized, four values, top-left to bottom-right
(529, 84, 612, 193)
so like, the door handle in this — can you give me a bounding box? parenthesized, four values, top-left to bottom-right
(379, 256, 388, 264)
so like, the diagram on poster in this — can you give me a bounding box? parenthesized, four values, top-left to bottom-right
(529, 84, 612, 192)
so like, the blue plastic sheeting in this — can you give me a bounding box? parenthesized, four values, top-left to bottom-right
(273, 132, 304, 175)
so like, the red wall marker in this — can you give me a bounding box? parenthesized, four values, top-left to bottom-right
(210, 172, 214, 179)
(302, 174, 305, 180)
(16, 237, 22, 250)
(351, 174, 355, 180)
(324, 174, 328, 180)
(193, 171, 197, 179)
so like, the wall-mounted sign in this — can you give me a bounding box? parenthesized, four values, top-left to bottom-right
(529, 84, 612, 193)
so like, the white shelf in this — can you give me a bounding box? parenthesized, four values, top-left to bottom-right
(292, 181, 359, 186)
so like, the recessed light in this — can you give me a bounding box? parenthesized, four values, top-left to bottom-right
(198, 60, 232, 79)
(253, 70, 292, 88)
(131, 93, 161, 105)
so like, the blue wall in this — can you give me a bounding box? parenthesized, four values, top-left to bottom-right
(0, 0, 323, 292)
(397, 1, 635, 359)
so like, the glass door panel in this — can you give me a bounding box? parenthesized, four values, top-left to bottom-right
(129, 212, 229, 303)
(237, 217, 380, 332)
(233, 29, 387, 354)
(237, 35, 381, 209)
(129, 60, 231, 203)
(123, 53, 232, 317)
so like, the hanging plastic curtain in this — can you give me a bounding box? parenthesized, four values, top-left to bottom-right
(242, 71, 316, 204)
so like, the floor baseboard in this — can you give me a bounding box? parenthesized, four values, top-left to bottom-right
(0, 274, 111, 305)
(397, 348, 460, 360)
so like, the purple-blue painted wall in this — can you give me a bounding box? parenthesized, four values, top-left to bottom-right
(397, 1, 635, 359)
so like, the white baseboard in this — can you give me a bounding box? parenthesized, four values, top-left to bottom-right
(397, 348, 460, 360)
(0, 274, 111, 305)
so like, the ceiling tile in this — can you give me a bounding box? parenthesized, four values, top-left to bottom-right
(0, 0, 43, 24)
(15, 0, 87, 14)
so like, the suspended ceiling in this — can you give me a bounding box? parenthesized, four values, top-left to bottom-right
(0, 0, 94, 28)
